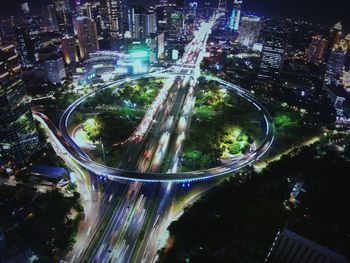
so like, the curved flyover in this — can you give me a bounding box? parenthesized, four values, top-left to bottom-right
(38, 74, 274, 183)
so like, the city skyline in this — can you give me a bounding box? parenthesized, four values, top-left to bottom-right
(0, 0, 349, 31)
(1, 0, 350, 262)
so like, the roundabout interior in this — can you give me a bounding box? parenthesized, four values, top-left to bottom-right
(36, 72, 275, 183)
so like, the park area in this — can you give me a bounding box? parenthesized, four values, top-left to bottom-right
(68, 77, 164, 168)
(181, 79, 263, 171)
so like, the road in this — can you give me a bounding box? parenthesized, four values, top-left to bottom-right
(33, 13, 275, 263)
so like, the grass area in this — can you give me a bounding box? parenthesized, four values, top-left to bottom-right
(181, 80, 261, 171)
(69, 78, 164, 168)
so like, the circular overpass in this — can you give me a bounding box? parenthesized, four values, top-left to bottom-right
(56, 73, 274, 183)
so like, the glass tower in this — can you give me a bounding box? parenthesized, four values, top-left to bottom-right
(0, 44, 39, 165)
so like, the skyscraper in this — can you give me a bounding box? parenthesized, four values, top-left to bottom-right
(15, 26, 36, 68)
(306, 35, 327, 63)
(168, 11, 183, 40)
(75, 16, 99, 59)
(42, 4, 58, 31)
(144, 11, 157, 39)
(44, 56, 66, 84)
(218, 0, 227, 13)
(266, 229, 350, 263)
(326, 40, 348, 83)
(229, 0, 242, 31)
(238, 15, 261, 48)
(326, 22, 342, 58)
(106, 0, 124, 37)
(0, 44, 39, 164)
(259, 40, 286, 80)
(61, 35, 78, 65)
(21, 2, 32, 23)
(54, 0, 74, 36)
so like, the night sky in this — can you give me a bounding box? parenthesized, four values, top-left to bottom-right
(0, 0, 349, 31)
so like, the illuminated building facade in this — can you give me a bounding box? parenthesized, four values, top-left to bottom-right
(326, 40, 348, 83)
(259, 40, 286, 80)
(54, 0, 74, 36)
(75, 16, 99, 59)
(106, 0, 124, 37)
(229, 0, 243, 31)
(44, 56, 66, 84)
(306, 35, 327, 63)
(266, 229, 350, 263)
(168, 11, 183, 40)
(61, 35, 78, 65)
(15, 26, 36, 68)
(238, 15, 261, 47)
(0, 45, 39, 164)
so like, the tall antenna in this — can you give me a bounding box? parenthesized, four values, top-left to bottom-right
(218, 0, 227, 13)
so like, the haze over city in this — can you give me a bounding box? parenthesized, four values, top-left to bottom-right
(1, 0, 350, 263)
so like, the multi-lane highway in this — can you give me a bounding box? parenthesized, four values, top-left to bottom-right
(33, 13, 274, 263)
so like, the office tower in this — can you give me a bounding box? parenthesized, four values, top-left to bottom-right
(204, 2, 211, 21)
(266, 229, 350, 263)
(15, 26, 36, 68)
(306, 35, 327, 63)
(0, 44, 39, 165)
(54, 0, 74, 36)
(106, 0, 124, 37)
(44, 56, 66, 84)
(154, 4, 173, 33)
(144, 11, 157, 39)
(168, 11, 183, 40)
(128, 8, 143, 40)
(82, 2, 93, 19)
(80, 2, 104, 37)
(75, 16, 99, 59)
(61, 35, 78, 65)
(157, 32, 165, 59)
(42, 4, 58, 31)
(238, 15, 261, 47)
(259, 40, 286, 80)
(21, 2, 32, 23)
(218, 0, 227, 13)
(326, 22, 342, 58)
(326, 40, 348, 82)
(229, 0, 242, 31)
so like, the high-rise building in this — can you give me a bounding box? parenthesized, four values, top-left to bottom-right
(144, 11, 157, 39)
(266, 229, 350, 263)
(229, 0, 242, 31)
(306, 35, 327, 63)
(168, 11, 183, 40)
(106, 0, 124, 37)
(326, 40, 348, 82)
(21, 2, 32, 23)
(204, 2, 211, 21)
(128, 8, 143, 40)
(259, 40, 286, 80)
(238, 15, 261, 47)
(61, 35, 78, 65)
(44, 55, 66, 84)
(218, 0, 227, 13)
(157, 32, 165, 59)
(75, 16, 99, 59)
(42, 4, 58, 31)
(54, 0, 74, 36)
(0, 44, 39, 164)
(15, 26, 36, 68)
(128, 8, 157, 40)
(326, 22, 343, 58)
